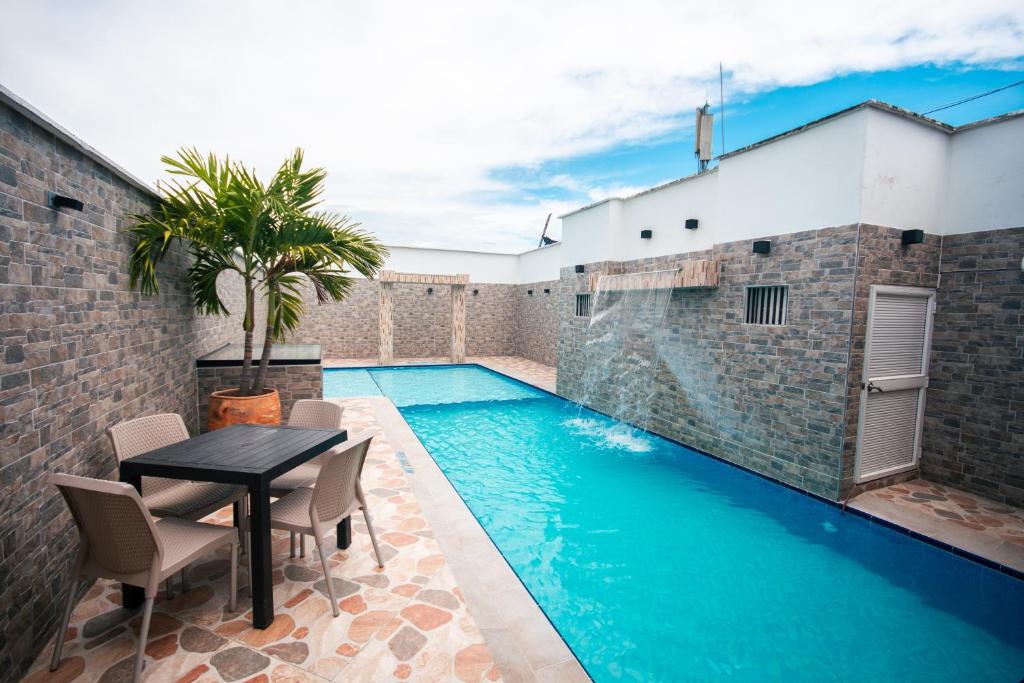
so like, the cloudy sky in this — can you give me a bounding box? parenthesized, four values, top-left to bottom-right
(1, 1, 1022, 252)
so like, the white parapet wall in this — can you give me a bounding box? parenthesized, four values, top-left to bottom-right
(943, 113, 1024, 234)
(371, 102, 1023, 281)
(370, 243, 563, 284)
(559, 101, 1024, 269)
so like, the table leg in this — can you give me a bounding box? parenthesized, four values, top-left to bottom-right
(119, 469, 145, 609)
(336, 516, 351, 549)
(249, 480, 274, 628)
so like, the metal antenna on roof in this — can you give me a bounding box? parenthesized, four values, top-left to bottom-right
(695, 101, 713, 173)
(538, 213, 557, 247)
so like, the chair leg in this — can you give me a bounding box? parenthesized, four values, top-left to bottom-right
(363, 508, 385, 568)
(132, 597, 155, 683)
(50, 577, 79, 671)
(290, 531, 296, 558)
(300, 533, 306, 558)
(316, 541, 340, 617)
(229, 542, 238, 612)
(239, 497, 249, 561)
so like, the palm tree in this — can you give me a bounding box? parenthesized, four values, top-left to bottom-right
(129, 147, 387, 395)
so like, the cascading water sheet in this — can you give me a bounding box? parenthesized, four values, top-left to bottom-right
(573, 271, 676, 434)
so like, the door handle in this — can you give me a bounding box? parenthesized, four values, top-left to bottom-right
(862, 381, 884, 393)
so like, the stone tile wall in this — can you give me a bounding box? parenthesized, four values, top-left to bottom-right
(289, 278, 379, 359)
(0, 99, 247, 677)
(515, 281, 559, 366)
(289, 278, 551, 362)
(196, 363, 323, 432)
(557, 229, 859, 499)
(922, 227, 1024, 507)
(467, 283, 517, 357)
(558, 224, 1023, 507)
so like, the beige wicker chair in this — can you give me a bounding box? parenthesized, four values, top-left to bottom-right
(270, 399, 345, 495)
(267, 431, 383, 617)
(48, 473, 237, 683)
(268, 400, 345, 559)
(107, 413, 248, 594)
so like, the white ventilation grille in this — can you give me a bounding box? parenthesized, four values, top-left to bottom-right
(575, 294, 592, 317)
(858, 389, 921, 477)
(867, 294, 929, 377)
(745, 285, 787, 325)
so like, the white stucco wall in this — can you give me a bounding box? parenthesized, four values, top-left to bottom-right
(378, 245, 520, 282)
(716, 109, 868, 239)
(612, 170, 720, 260)
(943, 115, 1024, 234)
(517, 243, 562, 283)
(560, 200, 620, 267)
(555, 106, 1023, 269)
(859, 107, 949, 231)
(365, 105, 1023, 283)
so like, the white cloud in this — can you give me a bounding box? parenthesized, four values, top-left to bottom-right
(1, 0, 1021, 251)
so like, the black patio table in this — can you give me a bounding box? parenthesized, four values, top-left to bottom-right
(119, 423, 349, 628)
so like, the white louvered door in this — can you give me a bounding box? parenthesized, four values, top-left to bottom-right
(855, 286, 935, 483)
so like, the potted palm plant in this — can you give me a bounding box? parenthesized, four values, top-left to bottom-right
(129, 148, 387, 428)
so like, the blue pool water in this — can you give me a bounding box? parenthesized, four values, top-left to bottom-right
(326, 365, 1024, 682)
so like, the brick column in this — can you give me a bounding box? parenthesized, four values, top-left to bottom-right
(451, 284, 466, 363)
(379, 281, 394, 365)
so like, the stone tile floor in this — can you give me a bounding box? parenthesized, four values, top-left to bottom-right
(850, 478, 1024, 573)
(321, 356, 557, 394)
(25, 399, 502, 683)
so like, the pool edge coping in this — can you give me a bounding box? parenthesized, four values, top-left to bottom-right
(363, 395, 593, 683)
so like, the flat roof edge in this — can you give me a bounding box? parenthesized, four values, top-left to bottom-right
(386, 242, 561, 257)
(558, 197, 616, 220)
(953, 108, 1024, 132)
(718, 100, 955, 161)
(0, 83, 160, 200)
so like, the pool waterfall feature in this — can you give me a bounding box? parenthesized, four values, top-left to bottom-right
(572, 267, 718, 444)
(574, 270, 675, 434)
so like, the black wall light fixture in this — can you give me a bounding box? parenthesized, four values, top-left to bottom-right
(427, 287, 433, 295)
(901, 229, 924, 246)
(574, 264, 585, 273)
(472, 288, 479, 295)
(543, 288, 550, 294)
(48, 192, 84, 211)
(527, 289, 534, 295)
(685, 218, 698, 230)
(752, 240, 771, 255)
(640, 229, 653, 239)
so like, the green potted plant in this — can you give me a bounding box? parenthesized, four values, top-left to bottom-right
(129, 147, 387, 428)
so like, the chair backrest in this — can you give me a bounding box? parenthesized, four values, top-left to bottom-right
(310, 432, 374, 526)
(107, 413, 189, 462)
(49, 473, 161, 576)
(288, 400, 344, 429)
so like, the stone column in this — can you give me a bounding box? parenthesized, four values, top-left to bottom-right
(379, 281, 394, 365)
(451, 284, 466, 363)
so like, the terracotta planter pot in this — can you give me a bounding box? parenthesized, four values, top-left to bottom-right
(208, 388, 281, 431)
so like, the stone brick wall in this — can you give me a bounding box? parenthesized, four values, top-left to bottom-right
(196, 363, 323, 432)
(922, 227, 1024, 507)
(557, 229, 859, 499)
(0, 98, 248, 677)
(515, 281, 558, 365)
(289, 278, 380, 359)
(839, 225, 941, 496)
(466, 283, 517, 357)
(288, 278, 552, 362)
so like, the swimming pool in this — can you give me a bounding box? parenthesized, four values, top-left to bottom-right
(326, 365, 1024, 682)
